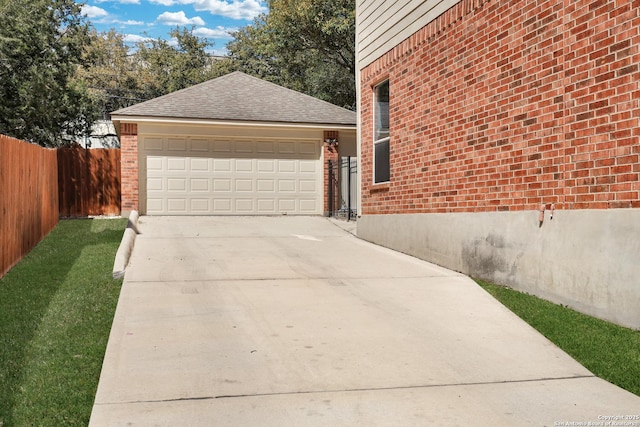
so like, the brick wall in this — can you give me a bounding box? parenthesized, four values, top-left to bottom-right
(323, 146, 341, 215)
(120, 123, 139, 213)
(360, 0, 640, 215)
(323, 131, 340, 214)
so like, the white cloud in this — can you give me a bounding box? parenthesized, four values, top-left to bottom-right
(193, 26, 236, 38)
(112, 19, 146, 26)
(191, 0, 266, 20)
(157, 11, 206, 26)
(95, 0, 140, 3)
(82, 5, 109, 18)
(123, 34, 154, 43)
(149, 0, 265, 20)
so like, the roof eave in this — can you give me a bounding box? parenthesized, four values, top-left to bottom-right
(110, 115, 357, 130)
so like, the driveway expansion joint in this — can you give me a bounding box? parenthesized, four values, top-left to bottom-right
(97, 375, 597, 406)
(123, 274, 463, 285)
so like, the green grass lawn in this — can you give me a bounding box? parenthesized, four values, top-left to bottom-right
(0, 218, 127, 427)
(475, 278, 640, 397)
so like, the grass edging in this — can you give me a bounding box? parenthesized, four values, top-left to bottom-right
(0, 218, 127, 426)
(474, 278, 640, 397)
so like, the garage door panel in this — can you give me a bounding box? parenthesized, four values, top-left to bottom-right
(299, 142, 316, 155)
(167, 199, 187, 213)
(235, 159, 253, 172)
(191, 139, 209, 152)
(257, 160, 275, 172)
(235, 199, 254, 212)
(167, 178, 187, 192)
(278, 180, 296, 192)
(279, 199, 296, 211)
(299, 180, 316, 193)
(143, 136, 321, 215)
(213, 179, 232, 192)
(147, 198, 164, 213)
(257, 179, 275, 192)
(235, 140, 253, 153)
(168, 138, 187, 151)
(190, 199, 210, 212)
(145, 138, 163, 151)
(213, 159, 232, 172)
(147, 157, 163, 170)
(299, 160, 317, 173)
(257, 199, 276, 213)
(278, 141, 296, 154)
(167, 158, 187, 171)
(299, 199, 318, 213)
(213, 199, 232, 212)
(191, 178, 210, 192)
(190, 158, 210, 171)
(257, 141, 275, 154)
(235, 179, 253, 192)
(147, 177, 164, 192)
(213, 140, 232, 153)
(278, 160, 296, 173)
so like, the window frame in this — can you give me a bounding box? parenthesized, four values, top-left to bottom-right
(373, 79, 390, 184)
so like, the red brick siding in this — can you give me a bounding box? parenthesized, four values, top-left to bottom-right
(120, 123, 139, 212)
(323, 141, 340, 214)
(360, 0, 640, 215)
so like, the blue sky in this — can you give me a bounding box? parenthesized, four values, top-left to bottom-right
(78, 0, 267, 55)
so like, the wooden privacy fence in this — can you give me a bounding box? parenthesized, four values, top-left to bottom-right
(58, 147, 121, 217)
(1, 136, 121, 278)
(0, 135, 59, 277)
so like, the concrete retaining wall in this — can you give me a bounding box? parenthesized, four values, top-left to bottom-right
(357, 210, 640, 329)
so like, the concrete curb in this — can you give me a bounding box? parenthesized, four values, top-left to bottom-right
(127, 210, 140, 234)
(112, 210, 139, 279)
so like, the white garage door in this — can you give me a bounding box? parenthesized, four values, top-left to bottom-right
(141, 136, 322, 215)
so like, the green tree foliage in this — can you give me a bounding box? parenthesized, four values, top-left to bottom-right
(268, 0, 355, 75)
(224, 0, 356, 109)
(77, 27, 216, 116)
(0, 0, 97, 147)
(133, 27, 214, 101)
(78, 26, 217, 115)
(77, 29, 141, 117)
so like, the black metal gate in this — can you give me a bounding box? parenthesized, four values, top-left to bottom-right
(327, 156, 358, 220)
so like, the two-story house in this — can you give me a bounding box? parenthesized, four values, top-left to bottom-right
(356, 0, 640, 329)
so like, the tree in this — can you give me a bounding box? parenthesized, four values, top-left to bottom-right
(76, 27, 219, 117)
(225, 0, 356, 109)
(76, 29, 142, 117)
(133, 27, 214, 101)
(221, 15, 279, 83)
(0, 0, 97, 147)
(267, 0, 355, 76)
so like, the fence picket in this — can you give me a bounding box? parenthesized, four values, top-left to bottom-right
(0, 136, 121, 278)
(1, 135, 59, 277)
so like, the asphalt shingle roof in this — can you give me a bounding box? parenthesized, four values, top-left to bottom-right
(111, 71, 356, 126)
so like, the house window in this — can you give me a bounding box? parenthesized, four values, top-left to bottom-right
(374, 80, 390, 183)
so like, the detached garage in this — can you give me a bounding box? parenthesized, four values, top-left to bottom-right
(112, 72, 357, 216)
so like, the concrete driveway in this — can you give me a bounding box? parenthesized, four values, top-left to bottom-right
(90, 216, 639, 426)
